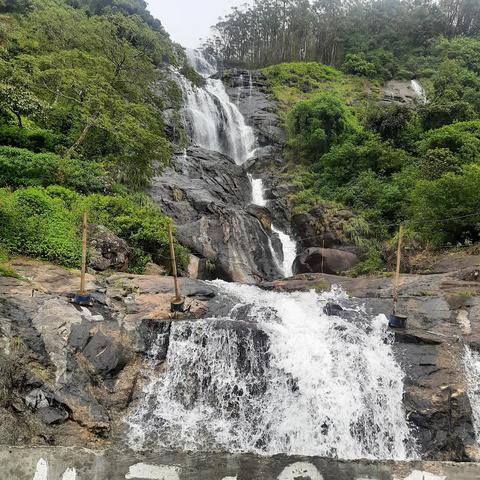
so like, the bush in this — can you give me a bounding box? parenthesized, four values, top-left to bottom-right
(316, 132, 408, 192)
(0, 146, 106, 193)
(366, 104, 421, 149)
(286, 93, 358, 162)
(342, 53, 377, 78)
(418, 121, 480, 164)
(419, 101, 478, 131)
(0, 125, 61, 152)
(410, 164, 480, 245)
(0, 187, 189, 272)
(84, 194, 190, 271)
(0, 187, 81, 267)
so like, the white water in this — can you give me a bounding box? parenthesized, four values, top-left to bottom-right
(249, 174, 296, 277)
(464, 345, 480, 442)
(128, 282, 415, 459)
(180, 49, 255, 164)
(411, 80, 427, 104)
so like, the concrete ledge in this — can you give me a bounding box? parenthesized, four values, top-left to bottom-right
(2, 447, 480, 479)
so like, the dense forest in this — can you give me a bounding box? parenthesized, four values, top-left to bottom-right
(205, 0, 480, 74)
(0, 0, 189, 274)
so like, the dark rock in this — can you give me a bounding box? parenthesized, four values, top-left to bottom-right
(323, 303, 344, 316)
(292, 204, 358, 251)
(69, 320, 92, 351)
(221, 69, 286, 147)
(293, 247, 360, 275)
(83, 331, 127, 377)
(38, 406, 68, 425)
(88, 225, 131, 272)
(151, 146, 283, 282)
(138, 320, 171, 360)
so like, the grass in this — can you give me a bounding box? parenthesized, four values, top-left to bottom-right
(262, 61, 382, 121)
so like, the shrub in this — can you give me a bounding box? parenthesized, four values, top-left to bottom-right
(342, 53, 377, 78)
(83, 194, 189, 271)
(410, 164, 480, 245)
(286, 93, 358, 162)
(0, 125, 61, 152)
(0, 146, 106, 193)
(419, 101, 477, 131)
(418, 121, 480, 164)
(0, 187, 189, 272)
(0, 187, 81, 267)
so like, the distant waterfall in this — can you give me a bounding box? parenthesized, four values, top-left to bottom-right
(464, 345, 480, 442)
(179, 49, 255, 164)
(411, 79, 427, 104)
(128, 282, 416, 459)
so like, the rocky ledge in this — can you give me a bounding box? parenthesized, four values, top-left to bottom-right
(0, 258, 215, 448)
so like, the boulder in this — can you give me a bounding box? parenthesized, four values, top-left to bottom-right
(292, 204, 358, 251)
(88, 225, 131, 272)
(293, 247, 360, 275)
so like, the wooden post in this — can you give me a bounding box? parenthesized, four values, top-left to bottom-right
(168, 222, 181, 301)
(392, 224, 404, 314)
(80, 209, 88, 295)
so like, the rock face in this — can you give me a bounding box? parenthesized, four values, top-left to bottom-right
(221, 69, 286, 148)
(382, 80, 421, 104)
(293, 247, 360, 275)
(0, 258, 215, 447)
(262, 252, 480, 462)
(88, 224, 131, 272)
(151, 146, 282, 283)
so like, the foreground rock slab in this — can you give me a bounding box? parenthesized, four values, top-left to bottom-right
(2, 447, 480, 480)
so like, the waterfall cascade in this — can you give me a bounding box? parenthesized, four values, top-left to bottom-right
(464, 345, 480, 442)
(180, 49, 296, 277)
(411, 79, 427, 104)
(249, 174, 296, 277)
(128, 282, 416, 459)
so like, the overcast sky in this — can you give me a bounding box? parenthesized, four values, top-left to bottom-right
(146, 0, 249, 48)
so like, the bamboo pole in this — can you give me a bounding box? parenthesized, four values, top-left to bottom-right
(80, 209, 88, 295)
(168, 222, 181, 301)
(392, 224, 404, 314)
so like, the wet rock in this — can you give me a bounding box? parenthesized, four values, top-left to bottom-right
(382, 80, 420, 104)
(88, 224, 131, 272)
(151, 146, 282, 282)
(293, 247, 360, 275)
(323, 303, 344, 316)
(221, 69, 286, 147)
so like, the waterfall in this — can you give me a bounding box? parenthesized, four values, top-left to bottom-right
(464, 345, 480, 442)
(180, 49, 255, 164)
(411, 80, 427, 104)
(249, 174, 296, 277)
(128, 282, 416, 460)
(181, 49, 296, 278)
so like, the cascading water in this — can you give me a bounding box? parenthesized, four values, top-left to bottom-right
(249, 174, 296, 277)
(411, 79, 427, 104)
(181, 49, 296, 277)
(128, 282, 416, 459)
(180, 49, 255, 164)
(464, 345, 480, 442)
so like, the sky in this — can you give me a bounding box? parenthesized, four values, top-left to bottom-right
(146, 0, 249, 48)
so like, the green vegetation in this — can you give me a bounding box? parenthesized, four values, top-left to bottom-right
(260, 35, 480, 273)
(0, 0, 189, 273)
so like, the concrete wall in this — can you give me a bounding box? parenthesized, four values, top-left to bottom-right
(2, 447, 480, 480)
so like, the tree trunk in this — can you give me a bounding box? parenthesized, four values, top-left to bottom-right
(65, 117, 96, 158)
